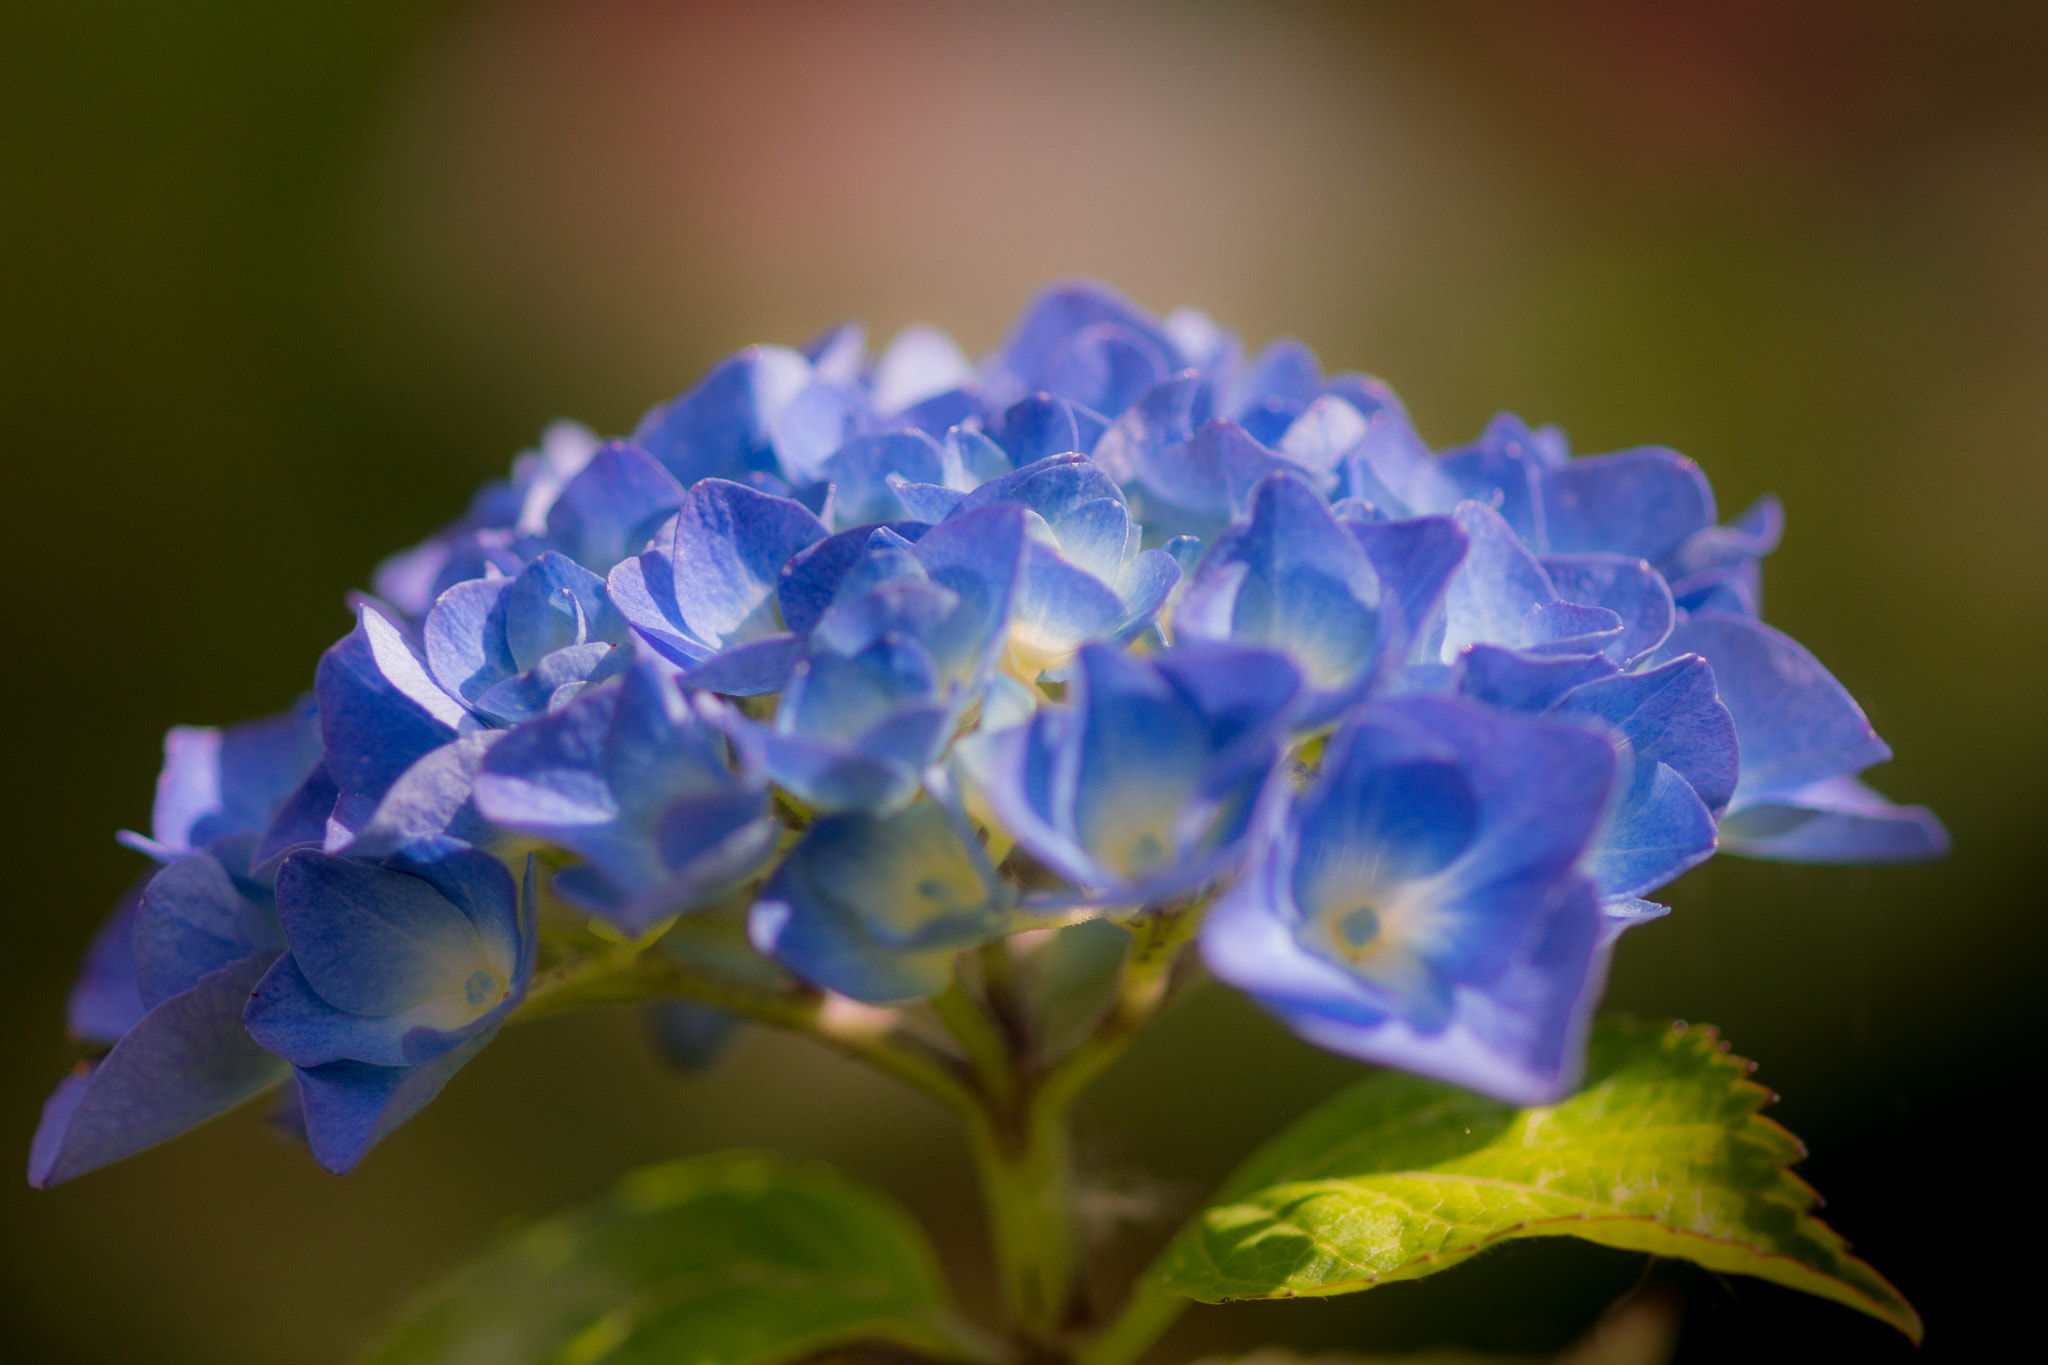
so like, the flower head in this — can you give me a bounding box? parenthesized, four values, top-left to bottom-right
(35, 277, 1948, 1180)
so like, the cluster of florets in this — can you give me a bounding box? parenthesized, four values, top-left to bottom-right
(31, 281, 1944, 1186)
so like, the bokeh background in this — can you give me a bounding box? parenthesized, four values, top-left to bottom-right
(4, 2, 2043, 1360)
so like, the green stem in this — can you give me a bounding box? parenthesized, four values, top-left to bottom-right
(516, 948, 980, 1117)
(1037, 905, 1199, 1115)
(943, 905, 1204, 1357)
(1073, 1279, 1187, 1365)
(966, 1098, 1080, 1352)
(517, 905, 1206, 1363)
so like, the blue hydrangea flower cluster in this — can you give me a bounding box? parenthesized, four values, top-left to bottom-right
(32, 281, 1945, 1183)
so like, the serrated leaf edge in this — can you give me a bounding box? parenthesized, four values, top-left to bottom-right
(1148, 1022, 1923, 1345)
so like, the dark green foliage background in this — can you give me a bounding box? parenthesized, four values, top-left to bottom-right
(2, 3, 2040, 1361)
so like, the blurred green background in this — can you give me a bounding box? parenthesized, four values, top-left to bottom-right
(4, 2, 2043, 1360)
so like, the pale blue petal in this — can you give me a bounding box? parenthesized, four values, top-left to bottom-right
(29, 954, 286, 1187)
(1457, 645, 1618, 712)
(1720, 775, 1949, 863)
(67, 882, 148, 1046)
(821, 431, 944, 529)
(1556, 656, 1738, 816)
(1435, 502, 1556, 660)
(1582, 760, 1717, 900)
(750, 801, 1005, 1002)
(291, 1030, 495, 1175)
(1541, 447, 1716, 563)
(872, 325, 976, 414)
(543, 442, 685, 573)
(1539, 553, 1674, 663)
(133, 853, 281, 1009)
(1655, 611, 1889, 800)
(272, 851, 493, 1016)
(634, 345, 811, 485)
(983, 393, 1109, 466)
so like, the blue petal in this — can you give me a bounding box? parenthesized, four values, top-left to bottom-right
(1373, 698, 1617, 964)
(1436, 414, 1551, 544)
(1091, 374, 1215, 487)
(1294, 748, 1478, 908)
(254, 759, 341, 868)
(1150, 645, 1307, 758)
(679, 634, 806, 696)
(1434, 502, 1556, 660)
(244, 952, 432, 1067)
(821, 431, 945, 529)
(1130, 419, 1295, 545)
(982, 393, 1109, 466)
(1599, 897, 1670, 947)
(801, 320, 865, 384)
(1458, 646, 1619, 712)
(400, 841, 527, 980)
(772, 382, 874, 483)
(1112, 548, 1182, 641)
(1074, 645, 1296, 895)
(898, 388, 984, 440)
(872, 325, 976, 414)
(1175, 473, 1384, 697)
(615, 477, 828, 664)
(989, 279, 1177, 405)
(1276, 394, 1370, 478)
(1655, 611, 1890, 800)
(643, 999, 742, 1072)
(1335, 404, 1454, 517)
(1719, 775, 1949, 863)
(272, 850, 506, 1017)
(780, 643, 941, 743)
(1037, 322, 1172, 418)
(814, 579, 959, 660)
(1277, 877, 1604, 1105)
(543, 442, 685, 573)
(316, 605, 466, 801)
(474, 686, 620, 831)
(750, 801, 1005, 1002)
(904, 504, 1028, 689)
(29, 954, 287, 1187)
(1520, 601, 1625, 656)
(1539, 553, 1674, 663)
(634, 345, 811, 485)
(498, 552, 629, 672)
(1348, 514, 1468, 649)
(956, 454, 1130, 578)
(942, 426, 1013, 488)
(1664, 491, 1783, 585)
(886, 479, 965, 523)
(1162, 306, 1242, 383)
(340, 732, 504, 859)
(759, 731, 929, 815)
(771, 524, 923, 647)
(67, 880, 149, 1046)
(290, 1030, 496, 1175)
(1541, 447, 1716, 563)
(1581, 759, 1717, 899)
(424, 577, 516, 708)
(146, 699, 324, 857)
(1007, 542, 1127, 673)
(475, 673, 774, 925)
(1226, 337, 1321, 425)
(133, 853, 282, 1009)
(1555, 656, 1738, 816)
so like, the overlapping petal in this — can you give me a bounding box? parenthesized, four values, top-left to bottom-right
(1202, 698, 1616, 1104)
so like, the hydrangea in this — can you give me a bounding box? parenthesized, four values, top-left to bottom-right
(32, 278, 1946, 1185)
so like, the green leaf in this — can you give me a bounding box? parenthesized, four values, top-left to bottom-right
(358, 1150, 985, 1365)
(1143, 1019, 1919, 1342)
